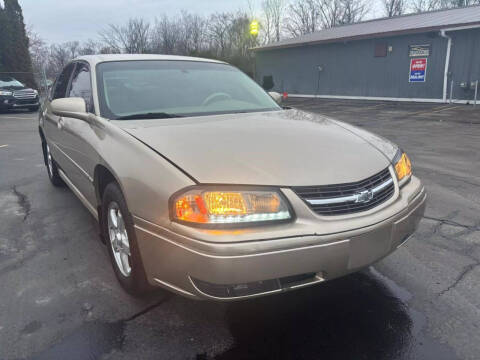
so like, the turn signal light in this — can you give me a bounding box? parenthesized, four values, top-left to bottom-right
(394, 152, 412, 181)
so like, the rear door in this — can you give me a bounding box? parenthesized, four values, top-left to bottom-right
(44, 63, 75, 174)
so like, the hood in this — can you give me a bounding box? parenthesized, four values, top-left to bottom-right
(0, 85, 27, 91)
(116, 109, 392, 186)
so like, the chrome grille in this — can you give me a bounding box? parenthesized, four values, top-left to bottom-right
(13, 89, 37, 99)
(293, 167, 395, 216)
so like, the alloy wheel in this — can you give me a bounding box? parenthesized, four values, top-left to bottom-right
(107, 201, 132, 277)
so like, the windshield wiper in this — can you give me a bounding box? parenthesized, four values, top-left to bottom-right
(116, 112, 182, 120)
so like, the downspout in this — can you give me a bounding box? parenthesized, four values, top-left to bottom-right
(440, 29, 452, 103)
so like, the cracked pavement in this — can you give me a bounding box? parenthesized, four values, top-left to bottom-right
(0, 101, 479, 360)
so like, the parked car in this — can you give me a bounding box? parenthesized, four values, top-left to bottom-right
(0, 76, 39, 112)
(38, 54, 426, 300)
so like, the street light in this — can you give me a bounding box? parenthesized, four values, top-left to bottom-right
(250, 20, 259, 37)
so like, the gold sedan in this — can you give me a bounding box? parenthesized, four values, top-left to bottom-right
(39, 54, 425, 300)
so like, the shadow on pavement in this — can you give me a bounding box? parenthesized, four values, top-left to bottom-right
(216, 270, 456, 360)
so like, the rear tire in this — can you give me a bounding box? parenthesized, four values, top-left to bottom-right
(101, 182, 151, 296)
(45, 143, 64, 187)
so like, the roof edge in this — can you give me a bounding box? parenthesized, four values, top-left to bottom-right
(252, 21, 480, 52)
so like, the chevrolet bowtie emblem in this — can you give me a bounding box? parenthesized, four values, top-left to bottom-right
(355, 189, 374, 203)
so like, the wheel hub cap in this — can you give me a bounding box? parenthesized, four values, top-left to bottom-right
(107, 202, 131, 277)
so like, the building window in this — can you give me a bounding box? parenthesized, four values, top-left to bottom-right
(374, 43, 387, 57)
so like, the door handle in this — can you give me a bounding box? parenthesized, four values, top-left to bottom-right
(57, 117, 64, 130)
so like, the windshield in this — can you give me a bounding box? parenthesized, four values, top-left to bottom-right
(96, 60, 281, 120)
(0, 76, 25, 89)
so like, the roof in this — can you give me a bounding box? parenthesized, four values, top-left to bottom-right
(254, 5, 480, 51)
(76, 54, 225, 65)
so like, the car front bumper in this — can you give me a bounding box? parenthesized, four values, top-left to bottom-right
(0, 96, 39, 109)
(134, 176, 426, 300)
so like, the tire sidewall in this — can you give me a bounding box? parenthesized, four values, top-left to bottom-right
(45, 143, 64, 186)
(102, 182, 149, 295)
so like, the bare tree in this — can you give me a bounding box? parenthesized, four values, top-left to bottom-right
(284, 0, 366, 35)
(100, 18, 150, 53)
(48, 43, 71, 76)
(262, 0, 286, 43)
(284, 0, 323, 36)
(443, 0, 480, 7)
(150, 15, 181, 54)
(208, 12, 233, 58)
(78, 39, 101, 55)
(177, 11, 207, 55)
(64, 41, 80, 59)
(338, 0, 369, 25)
(411, 0, 440, 12)
(383, 0, 406, 17)
(27, 26, 49, 84)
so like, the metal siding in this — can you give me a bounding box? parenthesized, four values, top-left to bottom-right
(256, 32, 447, 99)
(448, 28, 480, 101)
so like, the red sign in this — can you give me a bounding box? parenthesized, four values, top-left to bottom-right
(409, 58, 427, 82)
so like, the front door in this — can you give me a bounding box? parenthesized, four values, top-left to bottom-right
(59, 61, 98, 206)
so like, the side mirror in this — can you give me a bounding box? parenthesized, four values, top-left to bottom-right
(51, 97, 91, 122)
(268, 91, 282, 104)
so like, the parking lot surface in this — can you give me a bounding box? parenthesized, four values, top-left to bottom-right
(0, 100, 479, 360)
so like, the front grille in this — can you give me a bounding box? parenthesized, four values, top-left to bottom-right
(13, 89, 37, 99)
(15, 98, 37, 105)
(293, 167, 395, 216)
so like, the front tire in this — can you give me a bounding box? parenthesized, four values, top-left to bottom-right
(102, 182, 150, 296)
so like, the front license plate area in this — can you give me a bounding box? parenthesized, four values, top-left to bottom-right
(347, 224, 393, 269)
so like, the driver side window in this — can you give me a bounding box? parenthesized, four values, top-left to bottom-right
(52, 63, 75, 100)
(68, 63, 94, 113)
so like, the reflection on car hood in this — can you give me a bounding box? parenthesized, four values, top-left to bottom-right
(116, 109, 393, 186)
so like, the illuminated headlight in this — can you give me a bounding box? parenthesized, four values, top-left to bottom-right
(0, 91, 12, 96)
(171, 187, 293, 227)
(393, 150, 412, 185)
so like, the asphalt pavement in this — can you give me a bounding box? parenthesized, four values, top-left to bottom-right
(0, 100, 479, 360)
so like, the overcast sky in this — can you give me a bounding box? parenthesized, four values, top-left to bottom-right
(20, 0, 248, 44)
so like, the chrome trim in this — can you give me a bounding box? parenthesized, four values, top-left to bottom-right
(153, 278, 197, 298)
(13, 90, 37, 99)
(305, 177, 394, 205)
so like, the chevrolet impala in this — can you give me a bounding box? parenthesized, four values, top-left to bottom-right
(38, 54, 426, 300)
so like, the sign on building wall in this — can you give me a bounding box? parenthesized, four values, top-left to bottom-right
(409, 44, 430, 57)
(409, 58, 427, 82)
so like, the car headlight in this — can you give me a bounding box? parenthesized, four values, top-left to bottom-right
(0, 91, 12, 96)
(171, 187, 293, 227)
(33, 89, 38, 95)
(393, 150, 412, 184)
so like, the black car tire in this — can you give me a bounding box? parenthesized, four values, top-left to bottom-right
(101, 182, 151, 296)
(44, 143, 64, 187)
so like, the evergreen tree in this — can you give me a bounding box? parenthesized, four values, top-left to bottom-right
(0, 4, 5, 73)
(0, 0, 36, 88)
